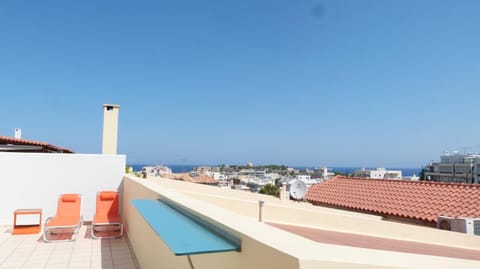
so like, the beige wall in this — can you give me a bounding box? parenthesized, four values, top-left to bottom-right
(149, 178, 480, 251)
(122, 175, 480, 269)
(188, 191, 480, 250)
(123, 176, 301, 269)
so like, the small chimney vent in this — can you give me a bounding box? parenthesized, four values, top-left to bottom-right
(14, 128, 21, 139)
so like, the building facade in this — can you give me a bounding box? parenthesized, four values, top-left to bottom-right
(423, 152, 480, 184)
(353, 168, 402, 179)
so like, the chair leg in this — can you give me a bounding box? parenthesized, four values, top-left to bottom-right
(91, 223, 123, 239)
(43, 227, 79, 242)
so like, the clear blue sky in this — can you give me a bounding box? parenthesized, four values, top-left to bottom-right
(1, 1, 479, 168)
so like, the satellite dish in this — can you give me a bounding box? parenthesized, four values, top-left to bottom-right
(289, 180, 307, 200)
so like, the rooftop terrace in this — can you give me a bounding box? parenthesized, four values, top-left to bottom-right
(1, 152, 480, 268)
(124, 175, 480, 268)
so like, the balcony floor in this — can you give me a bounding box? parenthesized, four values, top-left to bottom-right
(0, 224, 139, 269)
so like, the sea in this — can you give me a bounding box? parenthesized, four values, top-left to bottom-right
(130, 164, 422, 177)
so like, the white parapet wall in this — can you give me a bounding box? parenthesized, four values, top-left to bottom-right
(0, 152, 126, 224)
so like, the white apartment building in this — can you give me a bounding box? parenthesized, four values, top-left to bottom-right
(424, 152, 480, 184)
(312, 167, 335, 180)
(353, 168, 402, 179)
(295, 174, 319, 186)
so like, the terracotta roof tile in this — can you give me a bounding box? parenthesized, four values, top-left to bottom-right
(305, 176, 480, 223)
(0, 135, 74, 153)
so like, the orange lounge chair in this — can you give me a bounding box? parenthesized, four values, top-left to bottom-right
(43, 194, 83, 242)
(91, 191, 123, 239)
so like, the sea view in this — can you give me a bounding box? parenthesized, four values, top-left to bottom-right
(130, 164, 422, 177)
(2, 1, 480, 268)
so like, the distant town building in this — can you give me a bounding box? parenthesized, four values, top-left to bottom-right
(296, 175, 311, 181)
(353, 168, 402, 179)
(423, 152, 479, 184)
(209, 171, 226, 181)
(142, 165, 172, 176)
(311, 167, 334, 180)
(405, 174, 420, 181)
(292, 175, 319, 186)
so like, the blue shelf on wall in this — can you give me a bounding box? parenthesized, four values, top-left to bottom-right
(131, 198, 241, 256)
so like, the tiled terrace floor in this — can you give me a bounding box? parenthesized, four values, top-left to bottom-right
(0, 225, 139, 269)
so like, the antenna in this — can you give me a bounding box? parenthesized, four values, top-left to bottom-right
(289, 180, 307, 200)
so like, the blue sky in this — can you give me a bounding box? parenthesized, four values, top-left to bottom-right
(1, 1, 479, 168)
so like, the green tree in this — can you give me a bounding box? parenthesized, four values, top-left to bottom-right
(259, 183, 278, 196)
(125, 165, 133, 173)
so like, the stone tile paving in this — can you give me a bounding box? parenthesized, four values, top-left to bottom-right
(0, 225, 139, 269)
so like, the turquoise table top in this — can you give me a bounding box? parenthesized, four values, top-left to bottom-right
(131, 199, 241, 256)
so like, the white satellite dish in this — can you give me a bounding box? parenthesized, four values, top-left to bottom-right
(289, 180, 307, 200)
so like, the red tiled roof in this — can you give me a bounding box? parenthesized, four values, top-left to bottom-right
(163, 173, 218, 185)
(305, 176, 480, 223)
(0, 135, 74, 153)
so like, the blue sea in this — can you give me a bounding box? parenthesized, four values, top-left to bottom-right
(129, 164, 421, 177)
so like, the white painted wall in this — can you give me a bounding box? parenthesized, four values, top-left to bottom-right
(0, 152, 126, 224)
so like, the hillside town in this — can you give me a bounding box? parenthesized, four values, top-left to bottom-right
(140, 164, 333, 193)
(139, 151, 480, 198)
(138, 163, 425, 199)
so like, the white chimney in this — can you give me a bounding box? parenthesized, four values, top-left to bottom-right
(102, 104, 120, 154)
(14, 128, 21, 139)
